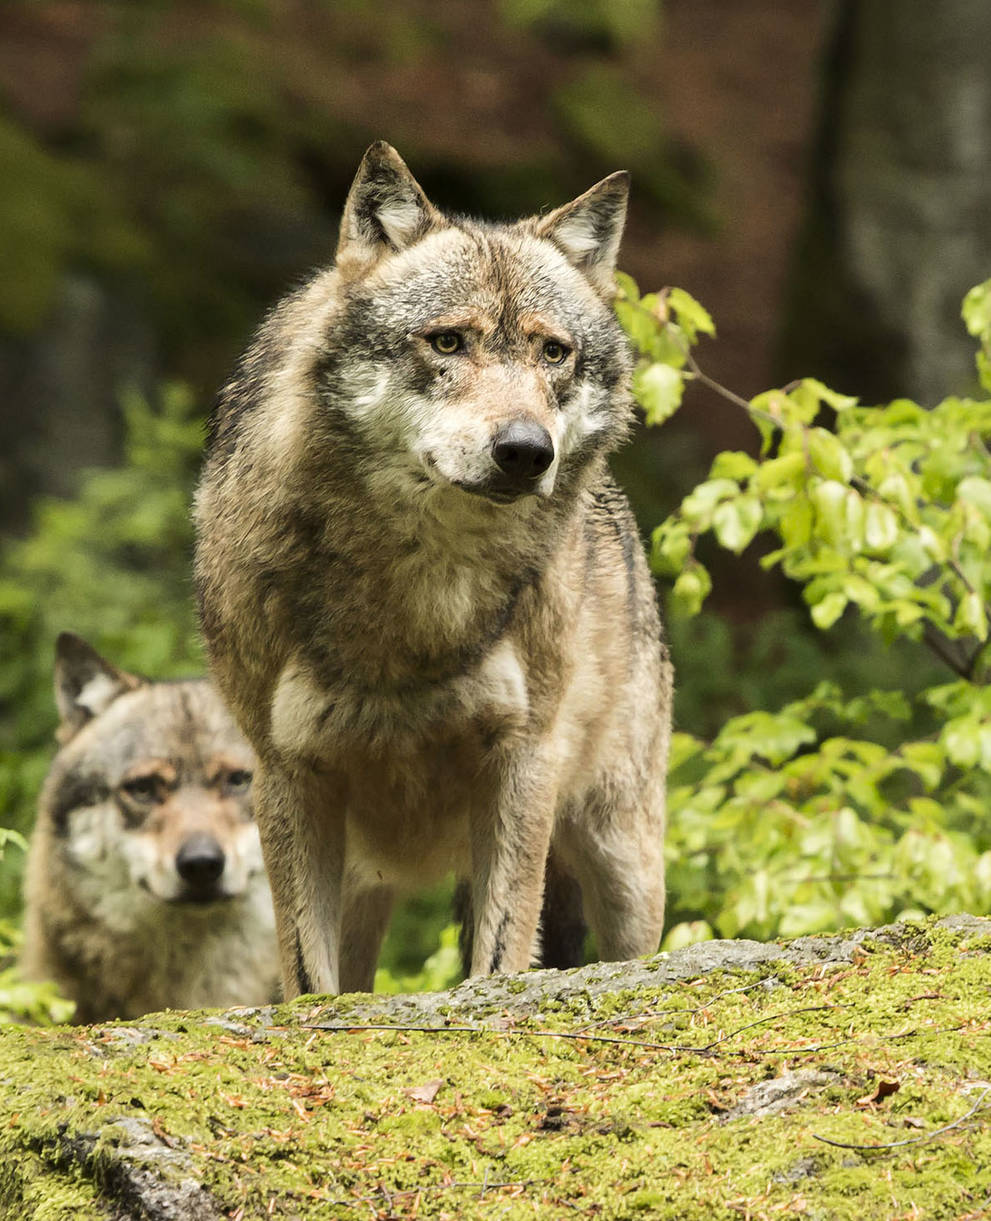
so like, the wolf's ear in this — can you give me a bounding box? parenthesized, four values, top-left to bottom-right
(54, 632, 142, 742)
(336, 142, 440, 265)
(533, 171, 630, 296)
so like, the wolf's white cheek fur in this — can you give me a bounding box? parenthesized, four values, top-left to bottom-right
(63, 805, 157, 931)
(558, 382, 611, 458)
(339, 366, 391, 424)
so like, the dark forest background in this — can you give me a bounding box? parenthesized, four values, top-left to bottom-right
(1, 0, 989, 978)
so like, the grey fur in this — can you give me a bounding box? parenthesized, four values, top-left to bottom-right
(21, 634, 279, 1022)
(194, 143, 673, 997)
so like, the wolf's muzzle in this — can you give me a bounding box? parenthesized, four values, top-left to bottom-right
(491, 420, 554, 487)
(175, 832, 226, 900)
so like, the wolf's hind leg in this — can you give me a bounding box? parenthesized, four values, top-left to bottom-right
(255, 765, 345, 998)
(558, 797, 665, 962)
(455, 848, 586, 974)
(339, 886, 394, 993)
(539, 851, 586, 968)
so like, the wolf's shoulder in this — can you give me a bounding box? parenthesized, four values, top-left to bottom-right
(205, 271, 335, 456)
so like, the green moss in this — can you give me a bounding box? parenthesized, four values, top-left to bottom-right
(2, 920, 991, 1217)
(0, 1152, 102, 1221)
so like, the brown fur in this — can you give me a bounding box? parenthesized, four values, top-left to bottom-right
(194, 143, 673, 997)
(20, 633, 279, 1022)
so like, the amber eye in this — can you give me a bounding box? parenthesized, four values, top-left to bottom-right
(224, 769, 253, 795)
(429, 331, 463, 355)
(542, 340, 570, 365)
(121, 775, 161, 804)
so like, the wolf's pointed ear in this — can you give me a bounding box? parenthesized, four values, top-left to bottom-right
(533, 171, 630, 296)
(336, 142, 440, 265)
(54, 632, 142, 743)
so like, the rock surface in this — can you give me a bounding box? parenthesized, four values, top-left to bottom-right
(2, 915, 990, 1219)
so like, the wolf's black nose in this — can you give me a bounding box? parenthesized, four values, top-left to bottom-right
(176, 834, 225, 888)
(492, 421, 554, 482)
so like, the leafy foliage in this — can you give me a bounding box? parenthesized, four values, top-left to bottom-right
(374, 922, 462, 996)
(616, 273, 991, 945)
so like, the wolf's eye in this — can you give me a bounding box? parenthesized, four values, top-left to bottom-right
(429, 331, 463, 355)
(542, 340, 570, 365)
(224, 769, 253, 795)
(121, 775, 161, 804)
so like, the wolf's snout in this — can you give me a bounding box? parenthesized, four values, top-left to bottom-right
(491, 421, 554, 483)
(176, 833, 226, 890)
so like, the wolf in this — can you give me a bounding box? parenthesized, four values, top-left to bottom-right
(194, 142, 673, 998)
(20, 632, 280, 1022)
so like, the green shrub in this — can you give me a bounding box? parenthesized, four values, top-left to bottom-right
(617, 273, 991, 945)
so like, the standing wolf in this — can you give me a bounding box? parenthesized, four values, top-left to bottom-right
(21, 633, 279, 1022)
(195, 143, 673, 998)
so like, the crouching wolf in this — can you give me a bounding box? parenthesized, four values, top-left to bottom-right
(194, 142, 673, 998)
(20, 633, 279, 1022)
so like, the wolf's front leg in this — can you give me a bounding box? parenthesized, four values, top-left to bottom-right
(468, 749, 557, 976)
(255, 764, 346, 998)
(339, 886, 394, 994)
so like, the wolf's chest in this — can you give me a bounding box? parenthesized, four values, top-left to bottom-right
(269, 635, 529, 764)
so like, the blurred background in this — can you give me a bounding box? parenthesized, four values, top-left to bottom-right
(1, 0, 989, 976)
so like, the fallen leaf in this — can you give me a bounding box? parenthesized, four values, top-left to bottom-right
(404, 1079, 443, 1104)
(856, 1079, 900, 1106)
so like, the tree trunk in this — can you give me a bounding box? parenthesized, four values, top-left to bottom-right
(779, 0, 991, 404)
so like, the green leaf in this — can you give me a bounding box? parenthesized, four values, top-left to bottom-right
(680, 478, 740, 527)
(712, 496, 763, 554)
(753, 450, 807, 493)
(954, 591, 988, 641)
(810, 480, 848, 547)
(978, 350, 991, 394)
(942, 718, 981, 768)
(800, 378, 858, 413)
(863, 502, 899, 552)
(961, 279, 991, 340)
(634, 361, 684, 426)
(897, 742, 944, 791)
(806, 427, 854, 483)
(709, 451, 758, 482)
(777, 498, 814, 549)
(650, 520, 692, 576)
(614, 270, 640, 303)
(615, 299, 660, 356)
(957, 476, 991, 518)
(670, 561, 712, 617)
(810, 591, 848, 630)
(666, 287, 716, 341)
(661, 920, 715, 951)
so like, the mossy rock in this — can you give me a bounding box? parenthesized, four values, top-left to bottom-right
(2, 915, 990, 1219)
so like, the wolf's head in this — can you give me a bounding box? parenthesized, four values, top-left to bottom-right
(42, 633, 267, 920)
(314, 143, 634, 511)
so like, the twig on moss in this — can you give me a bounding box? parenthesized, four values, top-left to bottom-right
(812, 1085, 991, 1151)
(303, 1020, 687, 1052)
(303, 1003, 839, 1057)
